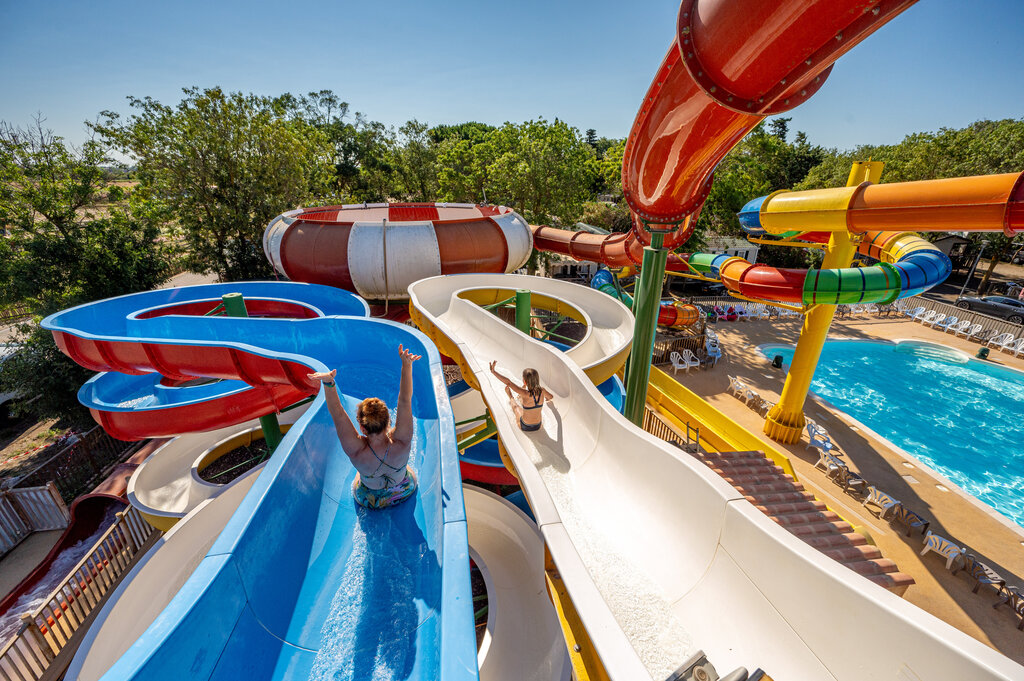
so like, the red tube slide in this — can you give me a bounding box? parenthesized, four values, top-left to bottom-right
(534, 0, 918, 264)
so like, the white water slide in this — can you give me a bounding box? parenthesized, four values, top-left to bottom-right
(409, 273, 1023, 681)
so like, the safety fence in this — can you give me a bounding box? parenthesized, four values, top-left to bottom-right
(0, 484, 69, 559)
(0, 506, 158, 681)
(0, 305, 30, 325)
(14, 428, 143, 504)
(642, 406, 706, 455)
(653, 335, 705, 365)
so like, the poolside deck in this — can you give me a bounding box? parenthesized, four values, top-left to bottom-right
(661, 313, 1024, 664)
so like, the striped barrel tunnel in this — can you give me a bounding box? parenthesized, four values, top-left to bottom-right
(264, 203, 534, 301)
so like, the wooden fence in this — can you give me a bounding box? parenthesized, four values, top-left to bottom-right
(0, 484, 70, 558)
(0, 506, 157, 681)
(14, 429, 142, 504)
(0, 305, 30, 325)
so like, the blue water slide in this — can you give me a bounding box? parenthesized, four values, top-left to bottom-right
(44, 283, 476, 681)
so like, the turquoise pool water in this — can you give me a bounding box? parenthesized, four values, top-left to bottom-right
(761, 340, 1024, 528)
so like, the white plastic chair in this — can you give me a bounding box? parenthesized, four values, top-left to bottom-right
(957, 323, 982, 339)
(987, 332, 1013, 349)
(681, 348, 702, 373)
(727, 375, 746, 396)
(946, 320, 970, 335)
(920, 530, 965, 570)
(935, 315, 958, 332)
(923, 312, 946, 328)
(904, 305, 925, 319)
(704, 339, 722, 367)
(1002, 337, 1024, 355)
(917, 310, 938, 324)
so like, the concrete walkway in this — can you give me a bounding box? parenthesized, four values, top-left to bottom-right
(663, 314, 1024, 664)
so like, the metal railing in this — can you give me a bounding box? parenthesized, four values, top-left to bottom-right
(0, 506, 157, 681)
(0, 484, 69, 558)
(642, 406, 707, 454)
(0, 305, 30, 325)
(14, 428, 143, 504)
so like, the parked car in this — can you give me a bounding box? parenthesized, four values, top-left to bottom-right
(955, 295, 1024, 324)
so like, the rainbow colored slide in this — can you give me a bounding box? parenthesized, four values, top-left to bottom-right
(683, 172, 1024, 306)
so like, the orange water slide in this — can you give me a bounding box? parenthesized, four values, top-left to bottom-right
(534, 0, 918, 263)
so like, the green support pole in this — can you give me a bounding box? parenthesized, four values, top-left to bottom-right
(623, 233, 667, 426)
(221, 293, 284, 452)
(515, 289, 532, 335)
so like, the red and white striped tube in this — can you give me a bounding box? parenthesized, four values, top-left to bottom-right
(264, 203, 533, 300)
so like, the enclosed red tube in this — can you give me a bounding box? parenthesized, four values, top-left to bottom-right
(536, 0, 918, 268)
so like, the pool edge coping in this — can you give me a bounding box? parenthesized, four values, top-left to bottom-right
(755, 337, 1024, 543)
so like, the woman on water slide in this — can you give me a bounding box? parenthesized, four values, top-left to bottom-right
(308, 345, 420, 509)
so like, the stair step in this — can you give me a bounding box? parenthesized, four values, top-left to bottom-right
(770, 510, 843, 527)
(754, 500, 827, 516)
(722, 472, 796, 485)
(745, 491, 817, 505)
(785, 520, 854, 536)
(800, 532, 868, 550)
(844, 559, 899, 577)
(866, 572, 916, 593)
(708, 463, 784, 477)
(736, 481, 806, 495)
(821, 544, 883, 563)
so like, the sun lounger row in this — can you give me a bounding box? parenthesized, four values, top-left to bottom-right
(902, 306, 1024, 353)
(727, 376, 774, 416)
(918, 530, 1024, 631)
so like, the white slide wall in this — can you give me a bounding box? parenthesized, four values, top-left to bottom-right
(409, 274, 1024, 681)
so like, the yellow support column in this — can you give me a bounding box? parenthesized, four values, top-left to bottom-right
(763, 161, 883, 443)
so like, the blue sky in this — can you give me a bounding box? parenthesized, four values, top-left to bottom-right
(1, 0, 1021, 152)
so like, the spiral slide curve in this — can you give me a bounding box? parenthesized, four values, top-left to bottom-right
(589, 269, 700, 328)
(42, 282, 477, 681)
(409, 273, 1022, 681)
(685, 172, 1024, 306)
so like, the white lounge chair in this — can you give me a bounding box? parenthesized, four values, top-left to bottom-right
(904, 305, 925, 319)
(916, 310, 939, 325)
(863, 486, 901, 520)
(727, 375, 747, 396)
(935, 316, 958, 332)
(923, 313, 946, 328)
(958, 323, 983, 339)
(987, 332, 1013, 349)
(734, 304, 750, 321)
(1001, 337, 1024, 355)
(683, 348, 702, 371)
(920, 530, 965, 570)
(946, 319, 970, 335)
(862, 303, 879, 316)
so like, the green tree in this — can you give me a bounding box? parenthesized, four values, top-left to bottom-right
(693, 121, 825, 267)
(392, 120, 439, 202)
(0, 118, 169, 420)
(92, 87, 334, 281)
(483, 118, 597, 225)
